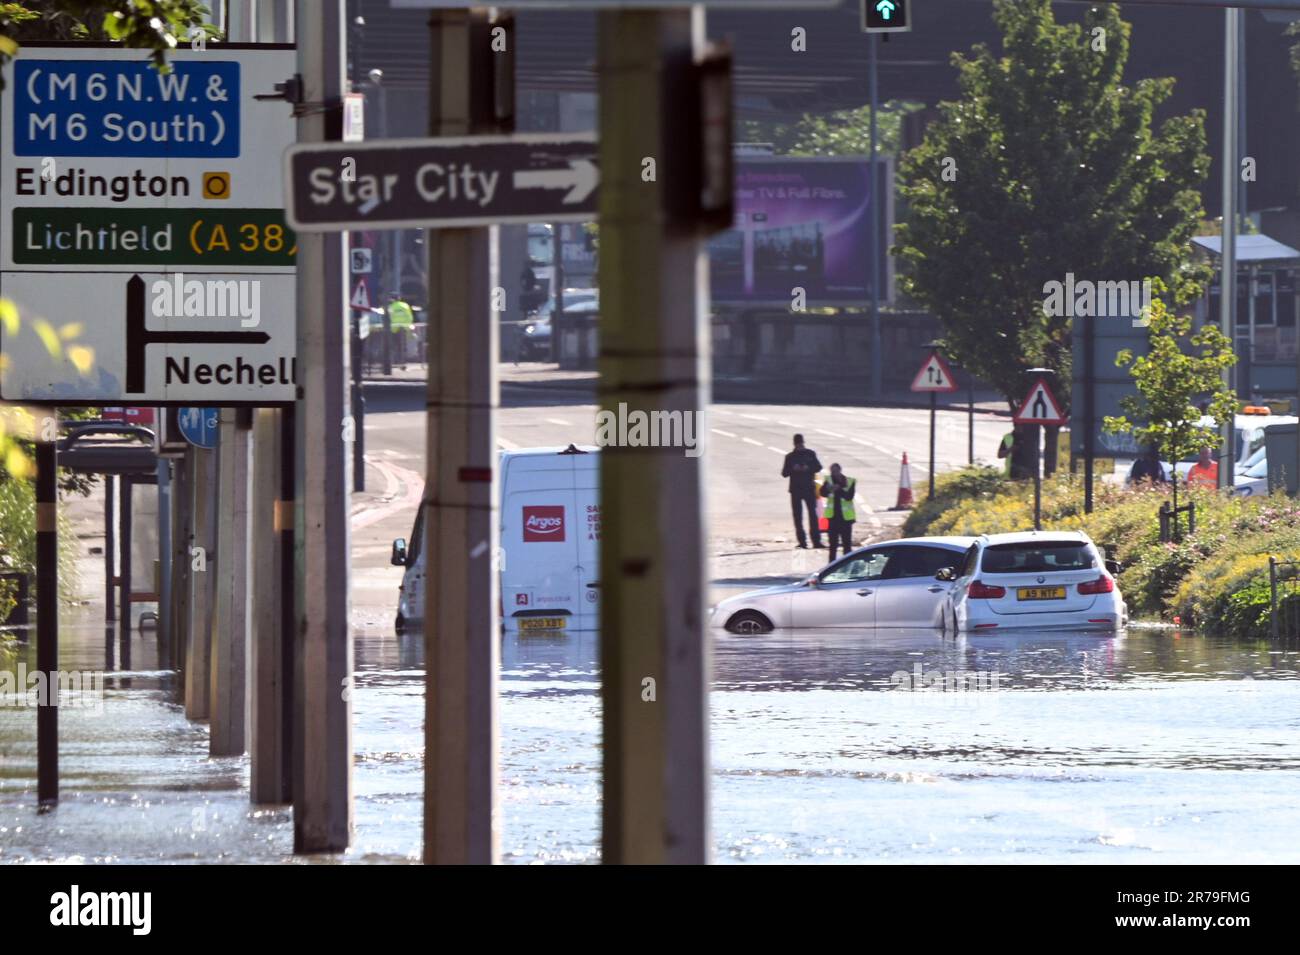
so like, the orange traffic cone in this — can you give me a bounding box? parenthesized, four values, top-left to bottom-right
(892, 453, 914, 510)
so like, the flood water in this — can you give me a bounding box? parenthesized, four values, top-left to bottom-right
(3, 614, 1300, 863)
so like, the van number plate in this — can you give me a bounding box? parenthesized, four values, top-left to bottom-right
(519, 617, 567, 632)
(1017, 587, 1065, 601)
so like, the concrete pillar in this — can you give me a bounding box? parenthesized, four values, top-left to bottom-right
(293, 0, 353, 852)
(251, 408, 289, 803)
(170, 450, 193, 677)
(210, 411, 251, 756)
(185, 448, 217, 721)
(597, 9, 711, 864)
(423, 8, 501, 865)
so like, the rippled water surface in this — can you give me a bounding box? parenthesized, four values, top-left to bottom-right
(3, 616, 1299, 863)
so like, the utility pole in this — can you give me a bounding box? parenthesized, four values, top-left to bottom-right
(597, 8, 710, 864)
(423, 7, 503, 866)
(1219, 7, 1240, 486)
(293, 0, 353, 853)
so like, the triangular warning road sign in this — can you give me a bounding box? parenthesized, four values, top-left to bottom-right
(1013, 378, 1067, 426)
(350, 278, 370, 310)
(910, 351, 958, 393)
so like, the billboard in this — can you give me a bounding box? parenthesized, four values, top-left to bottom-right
(708, 156, 891, 305)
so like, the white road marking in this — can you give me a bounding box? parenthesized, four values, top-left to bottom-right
(712, 428, 737, 438)
(352, 458, 424, 531)
(743, 437, 763, 447)
(767, 446, 786, 454)
(545, 417, 573, 426)
(498, 436, 519, 450)
(815, 429, 844, 438)
(739, 413, 770, 422)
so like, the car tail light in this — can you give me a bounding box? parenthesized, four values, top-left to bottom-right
(968, 580, 1006, 599)
(1077, 576, 1115, 595)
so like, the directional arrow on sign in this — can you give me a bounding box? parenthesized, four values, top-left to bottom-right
(124, 275, 269, 395)
(513, 159, 599, 205)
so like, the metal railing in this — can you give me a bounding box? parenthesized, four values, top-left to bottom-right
(1268, 556, 1300, 639)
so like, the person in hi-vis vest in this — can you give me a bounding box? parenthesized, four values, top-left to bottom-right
(819, 463, 857, 562)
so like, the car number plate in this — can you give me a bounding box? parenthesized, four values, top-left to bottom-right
(1017, 586, 1066, 601)
(519, 617, 567, 632)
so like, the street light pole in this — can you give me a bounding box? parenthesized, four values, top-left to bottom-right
(1219, 7, 1240, 487)
(868, 31, 881, 399)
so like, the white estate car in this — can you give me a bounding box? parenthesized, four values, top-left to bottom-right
(710, 536, 976, 633)
(943, 531, 1127, 632)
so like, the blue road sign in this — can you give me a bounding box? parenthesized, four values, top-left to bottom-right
(177, 407, 219, 449)
(11, 59, 240, 157)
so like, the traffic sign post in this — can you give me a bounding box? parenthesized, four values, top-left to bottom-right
(284, 133, 599, 232)
(0, 46, 298, 405)
(911, 346, 958, 499)
(1013, 373, 1067, 530)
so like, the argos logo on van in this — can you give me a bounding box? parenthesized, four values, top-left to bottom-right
(522, 505, 566, 542)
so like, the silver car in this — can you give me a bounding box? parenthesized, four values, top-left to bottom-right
(710, 536, 977, 633)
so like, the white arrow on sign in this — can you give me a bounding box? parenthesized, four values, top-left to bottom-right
(513, 159, 599, 205)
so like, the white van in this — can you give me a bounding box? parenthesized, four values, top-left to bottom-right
(391, 445, 600, 634)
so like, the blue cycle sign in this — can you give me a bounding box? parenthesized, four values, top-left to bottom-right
(177, 407, 219, 449)
(11, 60, 240, 157)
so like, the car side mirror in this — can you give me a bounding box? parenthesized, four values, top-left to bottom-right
(935, 566, 956, 581)
(1105, 559, 1121, 576)
(805, 573, 820, 588)
(391, 538, 408, 567)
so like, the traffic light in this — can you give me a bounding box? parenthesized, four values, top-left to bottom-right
(861, 0, 912, 34)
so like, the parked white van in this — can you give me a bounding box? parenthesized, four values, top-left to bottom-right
(392, 445, 600, 634)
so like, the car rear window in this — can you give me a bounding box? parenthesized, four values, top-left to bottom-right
(980, 541, 1095, 574)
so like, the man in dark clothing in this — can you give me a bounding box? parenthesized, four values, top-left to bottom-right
(782, 433, 823, 549)
(1127, 445, 1167, 486)
(819, 463, 858, 562)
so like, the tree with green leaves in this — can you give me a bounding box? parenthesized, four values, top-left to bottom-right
(894, 0, 1211, 476)
(0, 1, 217, 82)
(738, 100, 925, 158)
(1103, 283, 1238, 520)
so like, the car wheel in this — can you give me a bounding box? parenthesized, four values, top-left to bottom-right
(726, 610, 773, 635)
(395, 613, 406, 635)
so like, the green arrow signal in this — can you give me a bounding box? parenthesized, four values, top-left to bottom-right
(876, 0, 896, 19)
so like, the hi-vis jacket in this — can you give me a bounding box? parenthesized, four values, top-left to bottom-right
(819, 476, 857, 522)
